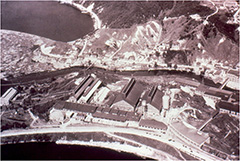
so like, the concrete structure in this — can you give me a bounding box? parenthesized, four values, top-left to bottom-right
(0, 87, 18, 106)
(111, 78, 144, 111)
(162, 93, 170, 117)
(227, 69, 239, 82)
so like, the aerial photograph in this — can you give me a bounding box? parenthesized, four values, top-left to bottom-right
(1, 0, 239, 160)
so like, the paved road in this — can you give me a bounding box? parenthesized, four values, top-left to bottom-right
(1, 125, 221, 161)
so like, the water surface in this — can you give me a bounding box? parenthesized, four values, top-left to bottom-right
(1, 1, 94, 42)
(1, 142, 144, 160)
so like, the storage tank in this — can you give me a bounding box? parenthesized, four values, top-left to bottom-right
(162, 95, 170, 110)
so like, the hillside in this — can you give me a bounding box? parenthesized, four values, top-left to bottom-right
(1, 0, 239, 79)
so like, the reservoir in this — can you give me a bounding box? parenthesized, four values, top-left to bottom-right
(1, 1, 94, 42)
(1, 142, 144, 160)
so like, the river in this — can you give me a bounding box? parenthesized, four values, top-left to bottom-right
(2, 65, 238, 95)
(1, 1, 94, 42)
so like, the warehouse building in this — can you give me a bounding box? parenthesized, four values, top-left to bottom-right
(139, 119, 167, 131)
(92, 107, 142, 123)
(142, 86, 164, 116)
(227, 69, 239, 83)
(0, 87, 18, 106)
(49, 101, 97, 123)
(111, 78, 144, 111)
(74, 75, 102, 103)
(196, 85, 233, 101)
(217, 100, 239, 116)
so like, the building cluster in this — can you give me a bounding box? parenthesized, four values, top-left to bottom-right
(192, 58, 240, 90)
(49, 75, 169, 130)
(175, 77, 239, 116)
(74, 74, 102, 103)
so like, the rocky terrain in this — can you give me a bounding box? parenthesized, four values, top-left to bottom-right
(1, 0, 239, 78)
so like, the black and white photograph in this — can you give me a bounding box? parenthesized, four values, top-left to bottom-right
(1, 0, 239, 160)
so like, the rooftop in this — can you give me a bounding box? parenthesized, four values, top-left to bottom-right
(144, 86, 164, 110)
(228, 69, 240, 77)
(113, 78, 144, 108)
(201, 86, 233, 100)
(217, 101, 239, 112)
(171, 121, 209, 146)
(126, 112, 142, 121)
(75, 76, 94, 100)
(139, 119, 167, 130)
(93, 107, 129, 122)
(53, 101, 97, 113)
(175, 77, 200, 87)
(93, 111, 126, 122)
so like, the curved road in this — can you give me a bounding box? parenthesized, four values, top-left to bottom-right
(1, 125, 221, 161)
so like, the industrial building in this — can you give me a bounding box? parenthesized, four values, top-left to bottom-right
(49, 101, 97, 123)
(227, 69, 239, 83)
(92, 106, 142, 123)
(216, 100, 239, 116)
(175, 77, 200, 87)
(170, 121, 210, 147)
(175, 77, 234, 102)
(0, 87, 18, 106)
(111, 78, 144, 111)
(142, 86, 164, 116)
(139, 119, 167, 131)
(74, 75, 102, 103)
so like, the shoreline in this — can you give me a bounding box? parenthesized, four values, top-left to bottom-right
(58, 0, 101, 30)
(56, 140, 159, 160)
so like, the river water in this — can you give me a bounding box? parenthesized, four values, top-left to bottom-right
(1, 1, 94, 42)
(1, 142, 144, 160)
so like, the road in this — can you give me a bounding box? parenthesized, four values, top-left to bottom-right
(1, 125, 221, 161)
(204, 0, 219, 23)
